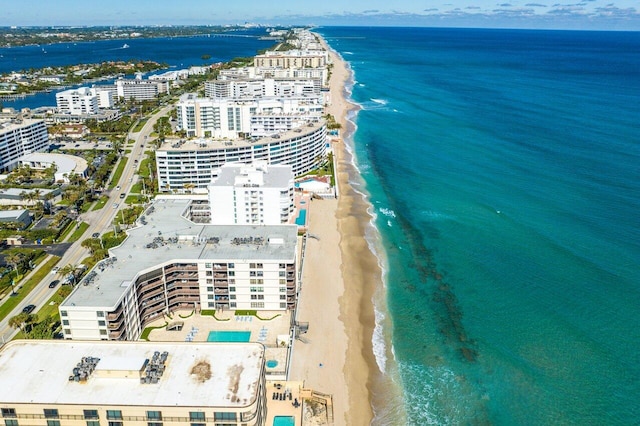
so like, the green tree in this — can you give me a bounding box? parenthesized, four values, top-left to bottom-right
(8, 312, 37, 334)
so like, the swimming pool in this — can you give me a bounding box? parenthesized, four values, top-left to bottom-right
(295, 209, 307, 226)
(266, 360, 278, 368)
(207, 330, 251, 342)
(273, 416, 295, 426)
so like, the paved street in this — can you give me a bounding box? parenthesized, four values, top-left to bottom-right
(0, 105, 172, 344)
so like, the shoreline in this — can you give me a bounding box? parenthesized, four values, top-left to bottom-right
(290, 34, 384, 425)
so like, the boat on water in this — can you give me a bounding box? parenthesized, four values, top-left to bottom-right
(122, 44, 130, 49)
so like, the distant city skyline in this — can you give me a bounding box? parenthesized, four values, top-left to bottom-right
(1, 0, 639, 30)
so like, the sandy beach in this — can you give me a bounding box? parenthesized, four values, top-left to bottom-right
(289, 36, 382, 425)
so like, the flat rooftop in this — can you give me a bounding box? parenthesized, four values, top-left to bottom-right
(0, 340, 264, 408)
(212, 163, 293, 188)
(62, 198, 298, 308)
(158, 119, 324, 152)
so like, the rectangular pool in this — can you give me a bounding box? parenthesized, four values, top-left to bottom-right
(207, 330, 251, 342)
(295, 209, 307, 226)
(273, 416, 295, 426)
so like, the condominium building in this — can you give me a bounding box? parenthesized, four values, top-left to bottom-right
(253, 50, 328, 69)
(175, 93, 323, 139)
(56, 87, 99, 115)
(208, 163, 294, 225)
(115, 77, 169, 101)
(156, 120, 326, 191)
(0, 118, 49, 170)
(59, 199, 298, 341)
(204, 77, 322, 99)
(0, 340, 267, 426)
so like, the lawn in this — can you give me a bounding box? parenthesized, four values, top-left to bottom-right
(91, 195, 109, 211)
(108, 157, 128, 189)
(132, 119, 148, 132)
(0, 256, 59, 322)
(67, 222, 89, 243)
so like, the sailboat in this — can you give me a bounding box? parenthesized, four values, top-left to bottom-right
(122, 43, 130, 49)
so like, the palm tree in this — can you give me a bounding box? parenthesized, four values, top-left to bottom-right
(5, 252, 24, 295)
(8, 312, 36, 335)
(58, 264, 76, 285)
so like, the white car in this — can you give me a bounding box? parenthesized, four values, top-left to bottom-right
(51, 266, 60, 274)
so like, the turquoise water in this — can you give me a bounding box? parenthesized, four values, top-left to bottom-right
(295, 209, 307, 226)
(272, 416, 295, 426)
(207, 330, 251, 342)
(266, 360, 279, 368)
(321, 27, 640, 425)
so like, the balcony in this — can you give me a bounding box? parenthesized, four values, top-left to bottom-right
(107, 308, 124, 321)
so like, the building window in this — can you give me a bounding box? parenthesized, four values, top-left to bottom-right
(46, 421, 60, 426)
(83, 410, 99, 420)
(5, 420, 18, 426)
(279, 271, 286, 277)
(62, 319, 70, 326)
(106, 410, 122, 420)
(229, 279, 235, 284)
(205, 263, 212, 268)
(148, 423, 163, 426)
(43, 409, 59, 419)
(207, 286, 213, 292)
(228, 271, 235, 277)
(228, 263, 234, 268)
(280, 295, 286, 300)
(230, 295, 236, 300)
(229, 286, 235, 292)
(189, 412, 205, 422)
(86, 422, 100, 426)
(280, 302, 287, 309)
(230, 302, 237, 308)
(214, 412, 237, 421)
(206, 279, 213, 284)
(98, 320, 106, 326)
(147, 411, 162, 421)
(208, 294, 214, 300)
(108, 422, 123, 426)
(1, 409, 16, 418)
(279, 263, 286, 269)
(208, 302, 215, 308)
(250, 302, 265, 308)
(97, 311, 105, 317)
(60, 311, 67, 317)
(100, 329, 107, 335)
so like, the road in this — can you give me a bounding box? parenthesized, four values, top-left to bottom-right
(0, 105, 172, 344)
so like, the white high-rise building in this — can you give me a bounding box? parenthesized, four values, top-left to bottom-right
(176, 93, 323, 139)
(0, 119, 49, 170)
(59, 199, 298, 341)
(208, 163, 294, 225)
(56, 87, 99, 115)
(56, 87, 114, 114)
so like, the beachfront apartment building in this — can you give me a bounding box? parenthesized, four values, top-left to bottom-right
(254, 50, 328, 70)
(0, 118, 49, 171)
(59, 199, 298, 341)
(205, 77, 322, 99)
(175, 93, 323, 139)
(155, 119, 326, 191)
(0, 340, 267, 426)
(219, 66, 328, 86)
(208, 163, 295, 225)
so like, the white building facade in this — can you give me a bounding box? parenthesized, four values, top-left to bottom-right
(59, 200, 298, 341)
(56, 87, 99, 115)
(208, 163, 294, 225)
(156, 120, 327, 191)
(0, 119, 49, 170)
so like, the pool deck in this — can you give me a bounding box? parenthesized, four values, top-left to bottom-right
(146, 309, 292, 377)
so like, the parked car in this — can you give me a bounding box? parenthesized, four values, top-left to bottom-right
(22, 304, 35, 314)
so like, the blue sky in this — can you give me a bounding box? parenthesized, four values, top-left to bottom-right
(1, 0, 639, 30)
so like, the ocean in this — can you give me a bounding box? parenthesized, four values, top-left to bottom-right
(319, 27, 640, 425)
(0, 29, 273, 109)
